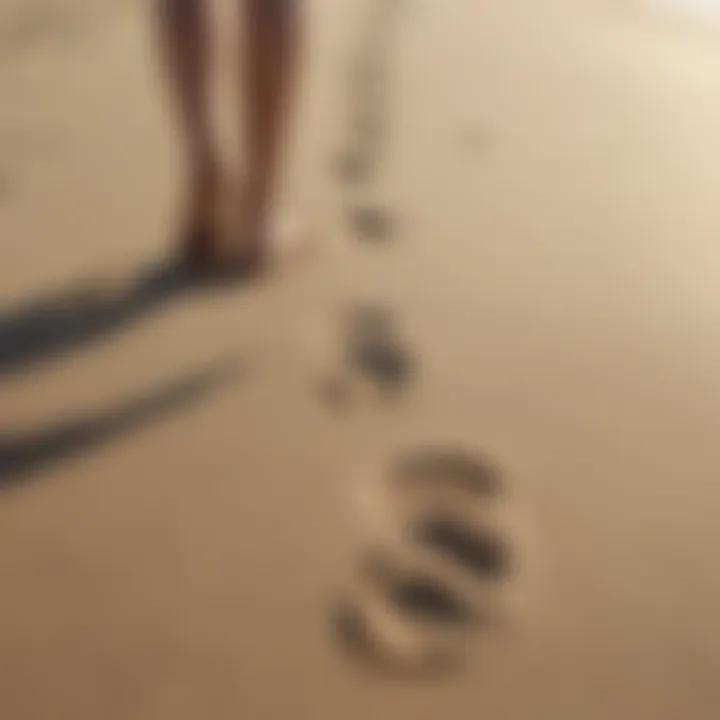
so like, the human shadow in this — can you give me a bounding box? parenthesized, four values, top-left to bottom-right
(0, 355, 245, 489)
(0, 257, 212, 378)
(335, 0, 405, 243)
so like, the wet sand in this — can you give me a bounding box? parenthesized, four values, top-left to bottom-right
(2, 0, 720, 717)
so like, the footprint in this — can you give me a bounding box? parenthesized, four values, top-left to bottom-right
(335, 151, 370, 185)
(336, 445, 519, 675)
(348, 331, 413, 392)
(345, 303, 415, 392)
(416, 517, 511, 581)
(333, 597, 468, 676)
(349, 205, 396, 244)
(334, 550, 472, 675)
(334, 0, 404, 245)
(394, 446, 503, 496)
(365, 549, 477, 625)
(315, 303, 416, 411)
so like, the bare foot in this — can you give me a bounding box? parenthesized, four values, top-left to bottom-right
(215, 201, 313, 280)
(177, 163, 220, 271)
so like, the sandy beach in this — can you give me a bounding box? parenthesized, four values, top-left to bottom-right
(2, 0, 720, 717)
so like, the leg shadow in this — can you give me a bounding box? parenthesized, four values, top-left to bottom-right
(0, 356, 245, 489)
(0, 256, 205, 377)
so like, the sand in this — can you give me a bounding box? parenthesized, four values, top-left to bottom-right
(2, 0, 720, 717)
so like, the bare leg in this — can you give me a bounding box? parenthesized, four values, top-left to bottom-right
(232, 0, 301, 268)
(157, 0, 219, 266)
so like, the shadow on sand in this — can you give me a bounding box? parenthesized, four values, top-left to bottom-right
(0, 256, 229, 378)
(0, 356, 246, 489)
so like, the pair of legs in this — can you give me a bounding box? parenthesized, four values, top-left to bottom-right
(158, 0, 300, 273)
